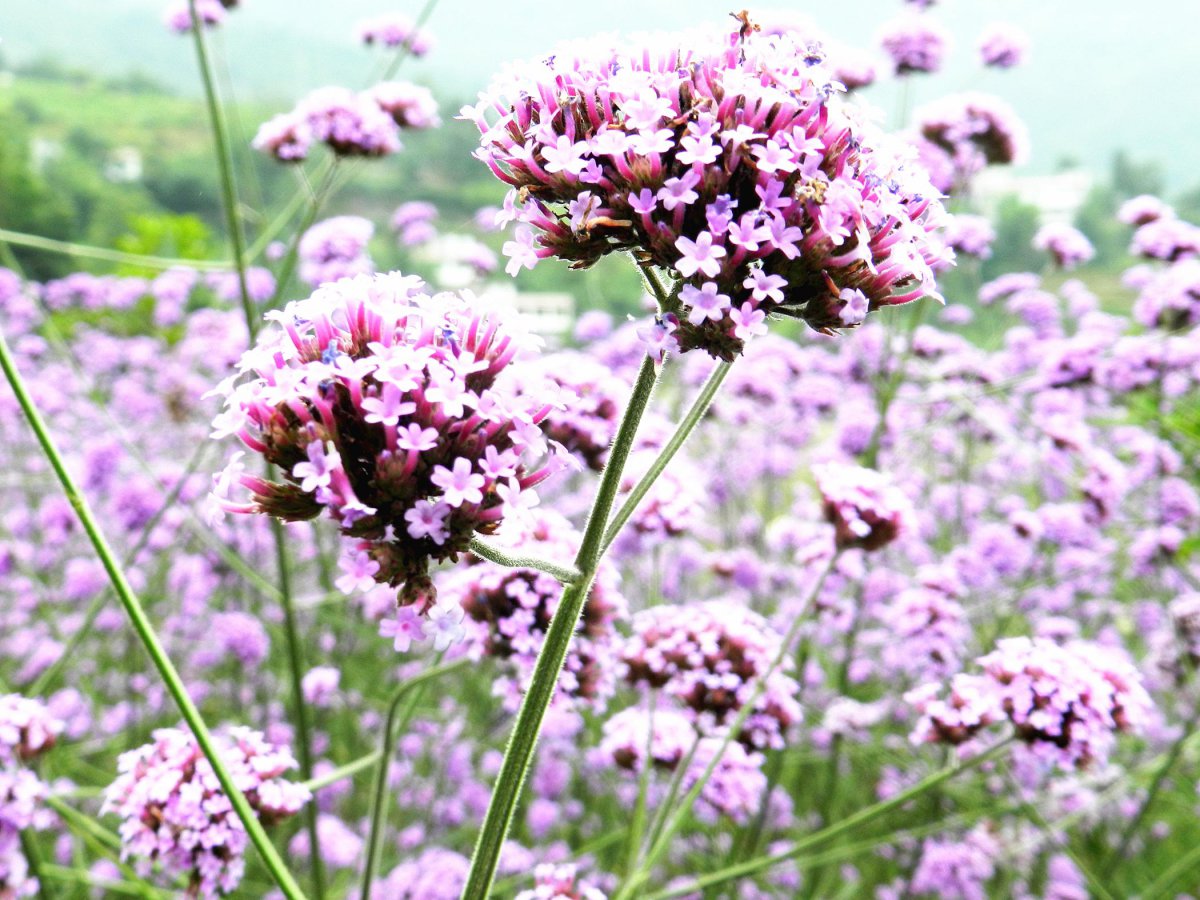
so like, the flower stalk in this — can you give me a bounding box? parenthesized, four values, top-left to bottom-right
(462, 354, 661, 899)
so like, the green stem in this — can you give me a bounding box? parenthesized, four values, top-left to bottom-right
(1141, 837, 1200, 899)
(301, 751, 380, 792)
(0, 227, 230, 271)
(624, 690, 658, 876)
(273, 518, 325, 899)
(462, 354, 661, 899)
(30, 441, 211, 697)
(359, 657, 469, 899)
(267, 163, 339, 311)
(19, 830, 48, 900)
(0, 330, 307, 900)
(188, 0, 255, 338)
(645, 738, 1013, 900)
(602, 360, 732, 552)
(467, 536, 581, 584)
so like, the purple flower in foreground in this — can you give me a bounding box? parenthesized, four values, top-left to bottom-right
(463, 20, 950, 359)
(102, 726, 309, 898)
(211, 273, 567, 607)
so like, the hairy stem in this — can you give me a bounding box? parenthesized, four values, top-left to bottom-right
(603, 360, 732, 552)
(467, 536, 582, 584)
(462, 354, 661, 899)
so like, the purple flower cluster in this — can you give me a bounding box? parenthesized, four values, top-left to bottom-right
(909, 637, 1154, 769)
(1132, 259, 1200, 329)
(463, 21, 951, 359)
(978, 23, 1029, 69)
(910, 827, 999, 900)
(254, 81, 433, 162)
(102, 726, 309, 897)
(515, 863, 608, 900)
(392, 202, 439, 247)
(0, 695, 63, 763)
(620, 600, 801, 750)
(212, 273, 568, 607)
(443, 511, 627, 709)
(879, 13, 950, 75)
(1130, 216, 1200, 262)
(1033, 224, 1095, 270)
(298, 216, 377, 288)
(164, 0, 226, 34)
(914, 93, 1029, 191)
(813, 462, 914, 552)
(357, 13, 435, 56)
(944, 214, 996, 260)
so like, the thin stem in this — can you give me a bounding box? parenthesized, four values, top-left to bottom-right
(267, 163, 339, 311)
(0, 330, 307, 900)
(467, 536, 581, 584)
(623, 690, 658, 876)
(273, 518, 325, 899)
(646, 738, 1013, 900)
(1138, 836, 1200, 899)
(462, 354, 661, 900)
(358, 657, 469, 899)
(0, 227, 230, 271)
(19, 830, 48, 900)
(189, 0, 255, 337)
(602, 360, 732, 552)
(30, 440, 211, 697)
(302, 751, 380, 792)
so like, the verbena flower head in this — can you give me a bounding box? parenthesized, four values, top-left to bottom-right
(1, 769, 51, 898)
(909, 637, 1154, 770)
(298, 216, 377, 287)
(366, 81, 441, 131)
(357, 13, 435, 56)
(620, 600, 801, 750)
(102, 726, 309, 898)
(944, 214, 996, 260)
(915, 93, 1030, 175)
(1117, 194, 1173, 227)
(910, 827, 999, 900)
(1130, 217, 1200, 262)
(813, 462, 914, 551)
(598, 707, 696, 771)
(0, 695, 63, 764)
(879, 13, 950, 75)
(978, 23, 1029, 68)
(164, 0, 225, 33)
(1033, 224, 1095, 271)
(211, 273, 567, 606)
(515, 863, 608, 900)
(463, 20, 951, 359)
(253, 86, 404, 162)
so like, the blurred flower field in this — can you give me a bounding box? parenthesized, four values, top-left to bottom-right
(2, 2, 1200, 898)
